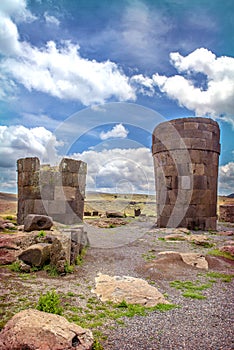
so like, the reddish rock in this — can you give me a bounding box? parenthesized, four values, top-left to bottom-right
(218, 231, 234, 236)
(219, 245, 234, 257)
(0, 309, 93, 350)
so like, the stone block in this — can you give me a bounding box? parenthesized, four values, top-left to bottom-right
(17, 157, 40, 172)
(24, 214, 53, 232)
(19, 243, 51, 267)
(48, 200, 66, 214)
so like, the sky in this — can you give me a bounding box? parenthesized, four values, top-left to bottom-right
(0, 0, 233, 195)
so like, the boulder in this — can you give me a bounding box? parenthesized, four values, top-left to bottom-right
(158, 251, 208, 270)
(24, 214, 53, 232)
(92, 273, 169, 307)
(18, 243, 51, 267)
(0, 308, 93, 350)
(106, 211, 124, 218)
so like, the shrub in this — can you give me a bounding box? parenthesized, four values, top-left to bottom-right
(36, 290, 63, 315)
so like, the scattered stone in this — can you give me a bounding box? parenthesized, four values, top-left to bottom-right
(218, 231, 234, 236)
(92, 273, 169, 307)
(106, 211, 125, 218)
(187, 234, 209, 246)
(0, 308, 93, 350)
(219, 245, 234, 257)
(134, 209, 141, 217)
(158, 251, 208, 269)
(18, 243, 51, 267)
(165, 234, 187, 241)
(18, 260, 31, 273)
(24, 214, 53, 232)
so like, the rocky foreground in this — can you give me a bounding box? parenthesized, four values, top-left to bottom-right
(0, 216, 233, 349)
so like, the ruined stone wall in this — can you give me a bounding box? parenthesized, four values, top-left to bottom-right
(152, 117, 220, 230)
(17, 157, 87, 225)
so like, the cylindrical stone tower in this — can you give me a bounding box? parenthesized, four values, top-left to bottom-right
(152, 117, 220, 230)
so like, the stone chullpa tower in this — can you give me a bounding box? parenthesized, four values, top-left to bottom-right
(152, 117, 220, 230)
(17, 157, 87, 225)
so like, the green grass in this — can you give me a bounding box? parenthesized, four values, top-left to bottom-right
(182, 291, 206, 299)
(206, 272, 234, 283)
(75, 247, 88, 266)
(170, 280, 211, 299)
(142, 250, 157, 261)
(208, 249, 234, 260)
(8, 261, 21, 272)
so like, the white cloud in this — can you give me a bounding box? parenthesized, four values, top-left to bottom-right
(1, 40, 136, 105)
(44, 12, 60, 26)
(0, 125, 61, 168)
(70, 147, 155, 194)
(100, 124, 129, 140)
(219, 162, 234, 196)
(152, 48, 234, 126)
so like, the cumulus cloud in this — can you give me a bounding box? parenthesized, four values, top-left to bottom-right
(219, 162, 234, 195)
(71, 147, 155, 194)
(100, 124, 129, 140)
(0, 125, 61, 168)
(152, 48, 234, 126)
(0, 0, 136, 105)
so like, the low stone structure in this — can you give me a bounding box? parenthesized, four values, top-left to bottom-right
(17, 157, 87, 225)
(152, 117, 220, 230)
(219, 205, 234, 223)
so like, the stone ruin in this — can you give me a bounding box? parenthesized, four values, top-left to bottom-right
(219, 205, 234, 223)
(17, 157, 87, 225)
(152, 117, 220, 230)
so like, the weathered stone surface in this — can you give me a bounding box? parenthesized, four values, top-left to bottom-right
(92, 273, 169, 307)
(106, 211, 125, 218)
(17, 157, 87, 225)
(219, 205, 234, 223)
(0, 308, 93, 350)
(50, 231, 71, 273)
(19, 243, 51, 267)
(187, 234, 209, 245)
(152, 117, 220, 230)
(62, 226, 89, 264)
(158, 251, 208, 269)
(24, 214, 53, 232)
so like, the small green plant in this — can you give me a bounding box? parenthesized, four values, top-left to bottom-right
(75, 247, 87, 266)
(208, 249, 234, 260)
(64, 262, 74, 274)
(142, 250, 156, 261)
(36, 290, 63, 315)
(43, 264, 59, 277)
(37, 230, 46, 238)
(158, 237, 165, 241)
(8, 261, 21, 272)
(92, 338, 104, 350)
(109, 224, 116, 228)
(116, 299, 128, 308)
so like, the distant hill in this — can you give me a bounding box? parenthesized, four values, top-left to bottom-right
(227, 193, 234, 198)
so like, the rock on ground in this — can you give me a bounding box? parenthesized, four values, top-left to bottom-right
(92, 273, 169, 307)
(18, 243, 51, 267)
(0, 309, 93, 350)
(158, 251, 208, 269)
(24, 214, 53, 232)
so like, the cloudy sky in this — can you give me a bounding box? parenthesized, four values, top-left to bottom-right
(0, 0, 233, 195)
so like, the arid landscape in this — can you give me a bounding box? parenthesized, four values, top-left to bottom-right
(0, 192, 234, 349)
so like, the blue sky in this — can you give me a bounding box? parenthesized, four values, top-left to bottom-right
(0, 0, 233, 194)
